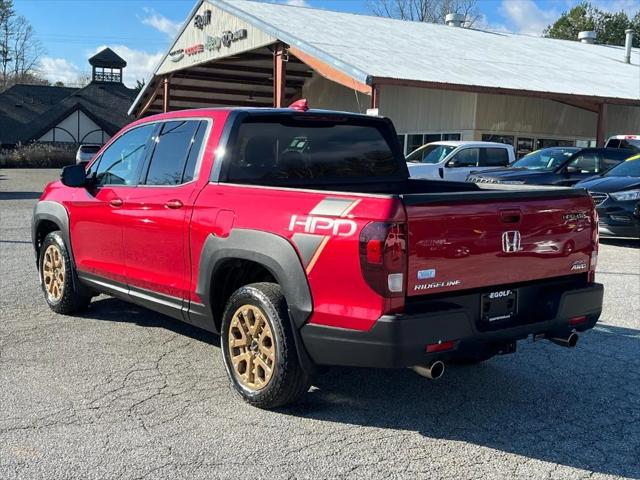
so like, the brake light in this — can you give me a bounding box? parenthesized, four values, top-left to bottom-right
(590, 208, 599, 282)
(359, 222, 407, 297)
(426, 340, 455, 353)
(289, 99, 309, 112)
(569, 316, 587, 326)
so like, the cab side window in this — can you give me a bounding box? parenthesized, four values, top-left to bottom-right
(93, 124, 155, 186)
(450, 148, 479, 167)
(143, 120, 205, 186)
(567, 152, 600, 173)
(481, 148, 509, 167)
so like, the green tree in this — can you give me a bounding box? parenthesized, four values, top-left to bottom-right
(544, 2, 639, 47)
(134, 78, 145, 93)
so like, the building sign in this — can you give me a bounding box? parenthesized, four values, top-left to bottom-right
(169, 49, 184, 62)
(185, 43, 204, 56)
(206, 29, 247, 51)
(194, 10, 212, 30)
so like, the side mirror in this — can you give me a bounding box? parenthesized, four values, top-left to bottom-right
(447, 158, 459, 168)
(60, 164, 87, 187)
(565, 165, 579, 174)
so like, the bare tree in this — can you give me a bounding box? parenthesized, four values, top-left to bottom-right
(368, 0, 480, 27)
(0, 0, 45, 90)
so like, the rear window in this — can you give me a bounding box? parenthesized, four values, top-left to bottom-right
(80, 145, 101, 154)
(482, 147, 509, 167)
(224, 117, 402, 185)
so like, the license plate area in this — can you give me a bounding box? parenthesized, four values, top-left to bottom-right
(481, 289, 518, 324)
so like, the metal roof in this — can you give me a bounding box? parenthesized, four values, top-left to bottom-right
(209, 0, 640, 102)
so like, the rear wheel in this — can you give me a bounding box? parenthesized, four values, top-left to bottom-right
(39, 231, 90, 314)
(221, 282, 311, 409)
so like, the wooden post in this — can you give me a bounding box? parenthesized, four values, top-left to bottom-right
(273, 44, 287, 108)
(162, 76, 170, 113)
(371, 84, 380, 109)
(596, 102, 608, 147)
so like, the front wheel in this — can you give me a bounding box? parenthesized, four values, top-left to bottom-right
(39, 231, 90, 314)
(221, 282, 311, 409)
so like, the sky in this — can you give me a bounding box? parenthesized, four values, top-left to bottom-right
(13, 0, 640, 88)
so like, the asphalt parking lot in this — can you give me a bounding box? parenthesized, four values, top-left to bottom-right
(1, 168, 639, 480)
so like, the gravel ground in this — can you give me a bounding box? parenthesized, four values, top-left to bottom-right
(1, 168, 639, 480)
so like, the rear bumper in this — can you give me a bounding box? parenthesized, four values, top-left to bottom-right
(301, 282, 603, 368)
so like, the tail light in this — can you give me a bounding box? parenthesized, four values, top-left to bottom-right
(359, 222, 407, 297)
(590, 208, 599, 282)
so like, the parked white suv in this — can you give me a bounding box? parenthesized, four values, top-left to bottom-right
(75, 144, 101, 164)
(406, 141, 516, 181)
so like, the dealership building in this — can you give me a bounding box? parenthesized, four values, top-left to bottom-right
(129, 0, 640, 156)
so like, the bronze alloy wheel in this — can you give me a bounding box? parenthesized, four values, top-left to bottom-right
(42, 244, 65, 302)
(228, 304, 276, 391)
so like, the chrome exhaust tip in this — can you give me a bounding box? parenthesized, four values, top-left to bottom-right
(549, 332, 579, 348)
(412, 360, 445, 380)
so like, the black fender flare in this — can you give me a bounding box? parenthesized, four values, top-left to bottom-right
(31, 201, 74, 268)
(197, 229, 315, 372)
(31, 200, 90, 296)
(197, 229, 313, 329)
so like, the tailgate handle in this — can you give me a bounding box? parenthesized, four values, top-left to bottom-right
(500, 209, 521, 223)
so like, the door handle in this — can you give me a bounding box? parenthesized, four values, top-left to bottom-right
(109, 198, 123, 207)
(165, 199, 183, 209)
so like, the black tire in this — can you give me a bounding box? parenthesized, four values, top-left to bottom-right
(39, 231, 91, 314)
(221, 282, 311, 409)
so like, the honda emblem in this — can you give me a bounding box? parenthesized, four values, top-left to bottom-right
(502, 231, 522, 253)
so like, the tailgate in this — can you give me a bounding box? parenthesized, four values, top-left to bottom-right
(403, 190, 595, 296)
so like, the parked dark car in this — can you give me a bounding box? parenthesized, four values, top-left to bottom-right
(466, 147, 632, 186)
(575, 154, 640, 239)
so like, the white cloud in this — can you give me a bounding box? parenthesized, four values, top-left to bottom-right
(38, 57, 85, 86)
(140, 7, 182, 38)
(592, 0, 639, 16)
(92, 45, 164, 87)
(499, 0, 559, 35)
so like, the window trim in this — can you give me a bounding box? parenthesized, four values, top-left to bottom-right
(139, 118, 212, 188)
(89, 123, 158, 188)
(90, 117, 213, 189)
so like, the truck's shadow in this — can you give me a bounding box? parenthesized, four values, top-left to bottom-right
(84, 297, 639, 478)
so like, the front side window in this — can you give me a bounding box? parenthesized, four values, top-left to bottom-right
(567, 152, 599, 173)
(482, 148, 509, 167)
(93, 124, 155, 186)
(143, 120, 204, 186)
(449, 148, 479, 167)
(226, 117, 401, 184)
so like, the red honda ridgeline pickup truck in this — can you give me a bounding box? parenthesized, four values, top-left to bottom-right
(33, 106, 604, 409)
